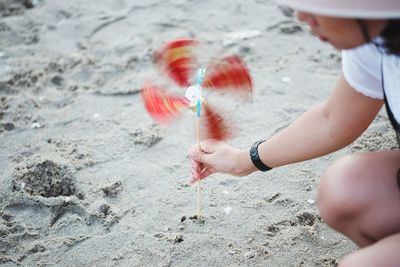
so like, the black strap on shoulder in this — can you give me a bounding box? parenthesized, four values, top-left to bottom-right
(379, 49, 400, 145)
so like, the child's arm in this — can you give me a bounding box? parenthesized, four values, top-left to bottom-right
(189, 73, 384, 182)
(257, 73, 383, 169)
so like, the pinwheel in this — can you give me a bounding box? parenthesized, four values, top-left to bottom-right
(141, 38, 253, 217)
(142, 38, 253, 141)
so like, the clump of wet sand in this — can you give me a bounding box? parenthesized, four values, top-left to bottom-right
(12, 159, 76, 198)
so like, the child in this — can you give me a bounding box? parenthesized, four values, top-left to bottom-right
(189, 0, 400, 266)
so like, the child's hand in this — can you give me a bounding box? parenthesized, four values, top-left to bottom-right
(188, 140, 256, 184)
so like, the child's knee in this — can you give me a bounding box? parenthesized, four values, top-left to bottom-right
(317, 155, 365, 227)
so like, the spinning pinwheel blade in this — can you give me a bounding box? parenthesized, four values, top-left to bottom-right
(142, 38, 253, 141)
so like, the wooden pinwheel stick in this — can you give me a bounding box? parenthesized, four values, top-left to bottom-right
(196, 119, 201, 217)
(195, 68, 206, 219)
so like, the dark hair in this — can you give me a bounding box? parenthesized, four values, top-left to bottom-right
(380, 19, 400, 55)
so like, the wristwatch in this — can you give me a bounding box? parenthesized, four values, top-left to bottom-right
(250, 140, 272, 172)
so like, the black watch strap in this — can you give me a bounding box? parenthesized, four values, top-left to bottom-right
(250, 140, 272, 172)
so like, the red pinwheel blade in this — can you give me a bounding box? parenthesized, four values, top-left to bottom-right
(201, 103, 232, 141)
(154, 39, 199, 88)
(141, 82, 189, 124)
(203, 55, 253, 96)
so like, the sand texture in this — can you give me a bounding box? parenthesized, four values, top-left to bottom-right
(0, 0, 397, 266)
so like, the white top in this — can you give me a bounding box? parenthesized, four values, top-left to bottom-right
(342, 41, 400, 123)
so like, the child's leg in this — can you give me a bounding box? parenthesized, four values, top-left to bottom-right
(339, 233, 400, 267)
(317, 150, 400, 247)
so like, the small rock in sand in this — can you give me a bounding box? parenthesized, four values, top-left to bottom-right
(244, 250, 258, 259)
(31, 122, 43, 129)
(101, 181, 122, 197)
(224, 207, 232, 215)
(1, 122, 15, 131)
(173, 234, 184, 243)
(307, 199, 315, 204)
(282, 76, 292, 83)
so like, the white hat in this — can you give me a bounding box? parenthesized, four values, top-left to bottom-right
(276, 0, 400, 18)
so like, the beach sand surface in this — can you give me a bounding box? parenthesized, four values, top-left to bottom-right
(0, 0, 396, 266)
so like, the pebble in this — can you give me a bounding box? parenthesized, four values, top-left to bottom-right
(31, 122, 42, 129)
(2, 123, 15, 131)
(244, 250, 257, 259)
(307, 199, 315, 204)
(189, 215, 198, 220)
(50, 75, 64, 86)
(24, 0, 38, 8)
(173, 234, 184, 243)
(223, 207, 232, 215)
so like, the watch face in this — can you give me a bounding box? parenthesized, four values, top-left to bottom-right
(250, 141, 261, 158)
(250, 147, 256, 157)
(250, 144, 260, 163)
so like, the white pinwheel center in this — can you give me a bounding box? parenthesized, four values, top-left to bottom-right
(185, 85, 202, 103)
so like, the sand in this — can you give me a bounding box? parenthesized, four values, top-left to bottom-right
(0, 0, 397, 266)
